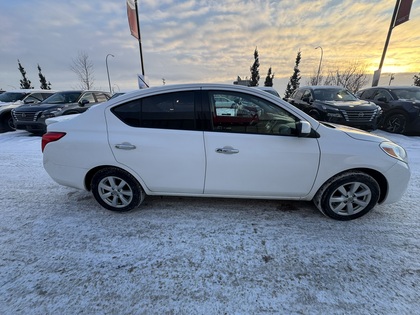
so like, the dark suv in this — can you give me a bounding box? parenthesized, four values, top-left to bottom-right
(12, 90, 110, 134)
(356, 86, 420, 134)
(287, 86, 382, 130)
(0, 89, 56, 132)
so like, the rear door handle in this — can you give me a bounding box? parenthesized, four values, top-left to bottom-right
(215, 146, 239, 154)
(115, 142, 136, 150)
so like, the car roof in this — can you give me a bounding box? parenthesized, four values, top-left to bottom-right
(113, 84, 278, 102)
(4, 89, 55, 93)
(358, 86, 420, 93)
(299, 85, 345, 90)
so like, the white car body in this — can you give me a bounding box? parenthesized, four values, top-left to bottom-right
(42, 84, 410, 220)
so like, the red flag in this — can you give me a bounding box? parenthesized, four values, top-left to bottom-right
(394, 0, 413, 27)
(126, 0, 139, 39)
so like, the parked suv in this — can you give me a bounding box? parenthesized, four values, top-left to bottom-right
(0, 89, 56, 132)
(287, 86, 382, 130)
(356, 86, 420, 134)
(12, 90, 110, 134)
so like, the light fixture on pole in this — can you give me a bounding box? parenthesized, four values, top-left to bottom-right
(315, 46, 323, 85)
(106, 54, 114, 93)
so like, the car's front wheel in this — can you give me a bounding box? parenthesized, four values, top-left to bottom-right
(383, 112, 407, 134)
(91, 167, 145, 212)
(313, 171, 380, 220)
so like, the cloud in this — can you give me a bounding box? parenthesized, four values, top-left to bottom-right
(0, 0, 419, 92)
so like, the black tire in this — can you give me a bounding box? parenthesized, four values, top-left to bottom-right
(382, 112, 408, 134)
(91, 167, 145, 212)
(0, 113, 15, 132)
(313, 171, 380, 221)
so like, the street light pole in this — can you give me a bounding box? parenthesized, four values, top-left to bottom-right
(315, 46, 323, 85)
(106, 54, 114, 93)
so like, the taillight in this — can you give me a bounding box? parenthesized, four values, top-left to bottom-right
(42, 132, 66, 152)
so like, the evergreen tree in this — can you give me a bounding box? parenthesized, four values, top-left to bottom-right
(414, 73, 420, 87)
(284, 51, 301, 99)
(18, 60, 33, 89)
(38, 64, 51, 90)
(264, 67, 274, 87)
(249, 47, 260, 87)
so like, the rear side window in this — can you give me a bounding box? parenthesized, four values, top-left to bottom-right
(95, 93, 109, 102)
(111, 91, 196, 130)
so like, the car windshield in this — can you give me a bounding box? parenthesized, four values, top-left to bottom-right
(0, 92, 27, 102)
(313, 88, 357, 101)
(43, 92, 82, 104)
(394, 89, 420, 101)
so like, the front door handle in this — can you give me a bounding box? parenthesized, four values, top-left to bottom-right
(215, 146, 239, 154)
(115, 142, 136, 150)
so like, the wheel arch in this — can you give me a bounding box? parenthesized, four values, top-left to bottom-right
(316, 168, 388, 203)
(84, 165, 146, 193)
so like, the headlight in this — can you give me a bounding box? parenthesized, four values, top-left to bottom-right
(41, 108, 63, 118)
(380, 141, 408, 162)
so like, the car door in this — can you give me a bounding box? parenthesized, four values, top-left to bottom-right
(105, 90, 206, 194)
(203, 90, 320, 197)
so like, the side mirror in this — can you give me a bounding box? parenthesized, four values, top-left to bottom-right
(79, 99, 90, 106)
(296, 120, 312, 137)
(377, 97, 388, 103)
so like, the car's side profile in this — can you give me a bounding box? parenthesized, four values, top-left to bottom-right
(42, 84, 410, 220)
(356, 86, 420, 134)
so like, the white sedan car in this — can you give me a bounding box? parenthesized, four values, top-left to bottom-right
(42, 84, 410, 220)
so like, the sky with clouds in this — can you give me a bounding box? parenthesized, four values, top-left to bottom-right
(1, 0, 419, 94)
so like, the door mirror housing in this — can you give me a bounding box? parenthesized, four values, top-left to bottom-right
(296, 120, 312, 137)
(79, 99, 90, 106)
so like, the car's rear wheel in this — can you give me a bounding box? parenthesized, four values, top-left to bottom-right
(383, 112, 407, 134)
(91, 168, 145, 212)
(313, 171, 380, 220)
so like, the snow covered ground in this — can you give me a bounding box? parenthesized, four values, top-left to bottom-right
(1, 129, 419, 314)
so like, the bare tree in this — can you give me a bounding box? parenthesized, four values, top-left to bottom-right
(307, 61, 368, 93)
(70, 51, 95, 90)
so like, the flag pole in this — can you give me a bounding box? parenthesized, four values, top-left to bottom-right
(135, 0, 145, 76)
(372, 0, 400, 86)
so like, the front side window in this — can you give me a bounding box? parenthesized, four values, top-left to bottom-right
(302, 90, 312, 102)
(81, 93, 96, 103)
(373, 90, 392, 102)
(210, 91, 299, 136)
